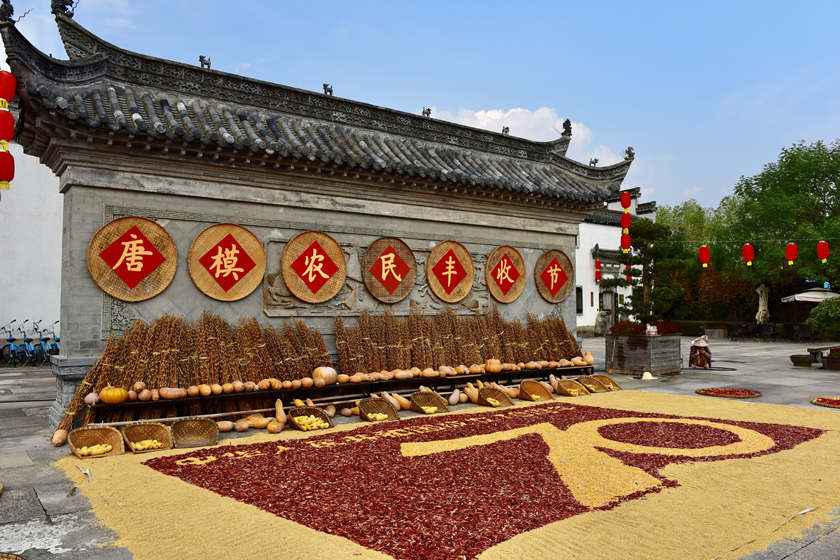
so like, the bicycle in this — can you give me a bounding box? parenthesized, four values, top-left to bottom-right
(47, 320, 60, 355)
(30, 320, 53, 365)
(16, 320, 39, 366)
(1, 320, 27, 366)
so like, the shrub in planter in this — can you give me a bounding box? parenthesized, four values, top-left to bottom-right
(610, 321, 645, 336)
(806, 297, 840, 340)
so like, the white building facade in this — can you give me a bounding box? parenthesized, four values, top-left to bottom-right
(574, 188, 656, 336)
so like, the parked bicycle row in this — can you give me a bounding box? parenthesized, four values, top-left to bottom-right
(1, 319, 60, 366)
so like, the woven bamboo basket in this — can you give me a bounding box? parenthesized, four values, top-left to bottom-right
(121, 422, 173, 454)
(519, 380, 554, 402)
(359, 397, 400, 422)
(171, 418, 219, 448)
(811, 396, 840, 409)
(67, 426, 124, 459)
(409, 391, 449, 414)
(591, 374, 622, 391)
(695, 388, 761, 399)
(577, 375, 610, 393)
(288, 406, 334, 430)
(478, 387, 513, 408)
(555, 378, 590, 397)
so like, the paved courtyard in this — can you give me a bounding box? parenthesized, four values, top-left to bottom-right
(1, 337, 839, 559)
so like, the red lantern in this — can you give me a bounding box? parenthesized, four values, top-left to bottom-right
(785, 243, 797, 265)
(817, 241, 829, 264)
(0, 150, 14, 190)
(625, 264, 632, 281)
(698, 245, 710, 268)
(0, 71, 15, 102)
(742, 244, 754, 267)
(620, 213, 632, 234)
(620, 234, 631, 253)
(0, 110, 13, 142)
(620, 192, 631, 213)
(595, 259, 601, 283)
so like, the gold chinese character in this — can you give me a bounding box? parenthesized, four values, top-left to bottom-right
(547, 264, 562, 290)
(113, 233, 153, 272)
(379, 252, 403, 282)
(442, 255, 458, 288)
(495, 257, 514, 285)
(303, 247, 330, 283)
(209, 244, 245, 280)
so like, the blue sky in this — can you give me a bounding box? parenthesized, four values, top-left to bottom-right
(3, 0, 840, 207)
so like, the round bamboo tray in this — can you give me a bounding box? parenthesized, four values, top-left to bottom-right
(811, 396, 840, 409)
(555, 378, 590, 397)
(171, 418, 219, 448)
(519, 379, 554, 402)
(409, 391, 449, 414)
(288, 406, 334, 430)
(577, 375, 610, 393)
(121, 422, 173, 454)
(591, 374, 622, 391)
(695, 388, 761, 399)
(67, 426, 124, 459)
(478, 387, 513, 408)
(359, 398, 400, 422)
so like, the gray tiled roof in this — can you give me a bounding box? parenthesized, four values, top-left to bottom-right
(0, 15, 633, 205)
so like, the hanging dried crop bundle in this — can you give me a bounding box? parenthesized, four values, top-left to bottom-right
(334, 315, 351, 374)
(408, 311, 427, 370)
(282, 321, 308, 379)
(263, 326, 290, 380)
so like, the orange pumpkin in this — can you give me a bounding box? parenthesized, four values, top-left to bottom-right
(99, 385, 128, 405)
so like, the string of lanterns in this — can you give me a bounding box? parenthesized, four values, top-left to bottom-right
(697, 241, 830, 268)
(0, 70, 16, 200)
(620, 191, 631, 253)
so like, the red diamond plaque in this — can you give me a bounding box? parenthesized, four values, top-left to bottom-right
(491, 253, 520, 295)
(540, 257, 568, 297)
(98, 225, 165, 289)
(431, 249, 467, 294)
(369, 245, 410, 294)
(197, 233, 257, 292)
(290, 240, 339, 295)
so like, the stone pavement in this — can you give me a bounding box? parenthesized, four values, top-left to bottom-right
(1, 338, 839, 559)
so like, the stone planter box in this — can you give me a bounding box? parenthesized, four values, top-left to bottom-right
(705, 327, 727, 339)
(605, 334, 681, 376)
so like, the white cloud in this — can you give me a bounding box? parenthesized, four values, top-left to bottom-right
(432, 105, 624, 167)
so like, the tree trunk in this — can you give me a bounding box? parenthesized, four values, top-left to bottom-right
(755, 284, 770, 324)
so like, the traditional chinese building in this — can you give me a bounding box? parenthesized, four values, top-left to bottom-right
(0, 7, 632, 425)
(575, 187, 657, 335)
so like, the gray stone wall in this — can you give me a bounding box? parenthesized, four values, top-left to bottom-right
(54, 151, 586, 360)
(47, 149, 589, 425)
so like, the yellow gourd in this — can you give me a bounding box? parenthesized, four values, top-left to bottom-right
(99, 385, 128, 405)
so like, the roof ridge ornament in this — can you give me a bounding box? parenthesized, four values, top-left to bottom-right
(562, 118, 572, 137)
(199, 55, 210, 70)
(0, 1, 12, 22)
(51, 0, 76, 17)
(625, 146, 635, 160)
(322, 83, 333, 96)
(422, 107, 431, 117)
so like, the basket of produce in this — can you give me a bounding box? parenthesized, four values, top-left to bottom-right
(519, 380, 553, 402)
(171, 417, 219, 448)
(67, 426, 124, 458)
(288, 406, 333, 431)
(121, 422, 173, 454)
(695, 388, 761, 399)
(409, 391, 449, 414)
(591, 374, 622, 391)
(811, 396, 840, 409)
(478, 387, 513, 408)
(554, 378, 590, 397)
(577, 375, 610, 393)
(360, 397, 400, 422)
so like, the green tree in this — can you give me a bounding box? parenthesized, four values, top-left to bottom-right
(600, 217, 684, 323)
